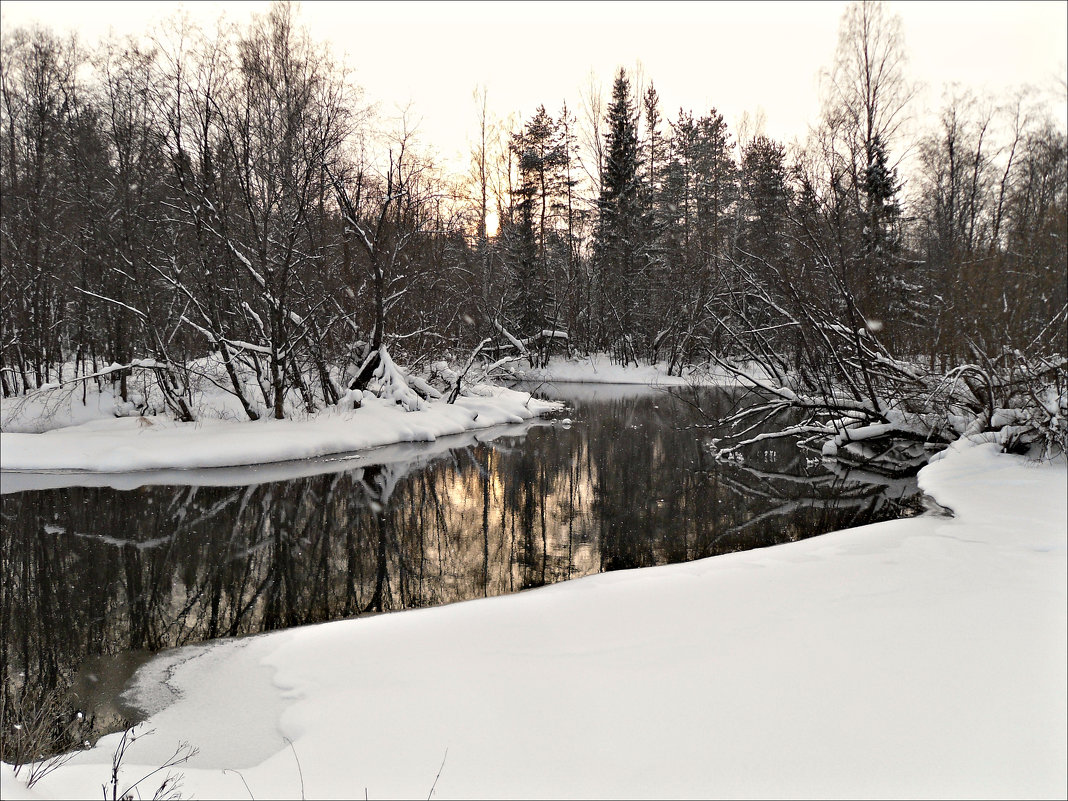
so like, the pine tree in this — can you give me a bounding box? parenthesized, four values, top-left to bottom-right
(639, 83, 670, 360)
(693, 110, 736, 288)
(503, 105, 572, 350)
(643, 83, 666, 215)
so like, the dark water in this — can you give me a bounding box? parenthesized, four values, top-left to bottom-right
(0, 383, 923, 757)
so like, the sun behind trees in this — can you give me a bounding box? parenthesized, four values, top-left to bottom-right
(1, 0, 1064, 469)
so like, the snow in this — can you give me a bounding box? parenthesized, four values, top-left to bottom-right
(0, 383, 132, 434)
(0, 765, 35, 801)
(510, 353, 769, 386)
(0, 417, 552, 495)
(0, 350, 762, 474)
(0, 386, 560, 473)
(5, 439, 1064, 799)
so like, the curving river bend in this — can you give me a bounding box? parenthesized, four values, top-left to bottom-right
(0, 383, 924, 756)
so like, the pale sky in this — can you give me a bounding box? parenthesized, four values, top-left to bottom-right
(2, 0, 1066, 175)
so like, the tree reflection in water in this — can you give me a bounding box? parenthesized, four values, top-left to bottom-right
(0, 385, 923, 756)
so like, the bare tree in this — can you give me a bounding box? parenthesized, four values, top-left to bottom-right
(819, 0, 916, 322)
(0, 27, 82, 392)
(206, 2, 353, 417)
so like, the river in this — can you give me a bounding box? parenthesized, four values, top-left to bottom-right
(0, 382, 923, 757)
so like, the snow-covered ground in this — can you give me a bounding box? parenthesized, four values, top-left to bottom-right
(0, 352, 727, 473)
(4, 439, 1064, 799)
(0, 386, 560, 473)
(0, 353, 742, 474)
(510, 353, 760, 386)
(0, 417, 552, 495)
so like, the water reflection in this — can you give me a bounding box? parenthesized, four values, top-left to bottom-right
(0, 385, 922, 757)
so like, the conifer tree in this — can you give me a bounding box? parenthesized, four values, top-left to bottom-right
(863, 133, 902, 257)
(595, 68, 645, 364)
(739, 135, 791, 265)
(643, 83, 666, 215)
(863, 132, 907, 341)
(502, 105, 574, 353)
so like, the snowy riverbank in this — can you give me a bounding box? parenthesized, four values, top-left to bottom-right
(0, 352, 747, 474)
(0, 386, 561, 473)
(510, 353, 760, 386)
(4, 438, 1064, 799)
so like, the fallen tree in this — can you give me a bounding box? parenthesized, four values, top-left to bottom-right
(701, 255, 1067, 475)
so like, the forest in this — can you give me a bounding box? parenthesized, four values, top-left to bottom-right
(1, 5, 1066, 797)
(2, 1, 1065, 469)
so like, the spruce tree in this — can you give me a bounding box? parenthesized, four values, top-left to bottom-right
(596, 68, 645, 364)
(863, 133, 902, 258)
(740, 135, 791, 264)
(863, 132, 907, 341)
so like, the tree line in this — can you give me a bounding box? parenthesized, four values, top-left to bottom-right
(2, 1, 1065, 433)
(1, 4, 473, 417)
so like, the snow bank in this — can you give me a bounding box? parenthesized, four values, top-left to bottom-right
(0, 418, 550, 495)
(510, 353, 767, 386)
(0, 388, 560, 473)
(0, 383, 131, 433)
(0, 765, 35, 801)
(6, 440, 1064, 799)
